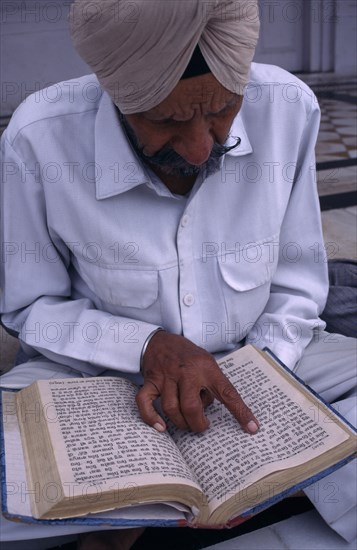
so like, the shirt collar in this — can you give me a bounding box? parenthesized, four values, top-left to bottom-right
(95, 92, 252, 200)
(95, 92, 150, 200)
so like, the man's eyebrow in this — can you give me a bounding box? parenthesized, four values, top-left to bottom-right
(144, 112, 174, 121)
(144, 96, 239, 122)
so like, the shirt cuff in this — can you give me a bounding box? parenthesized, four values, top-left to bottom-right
(93, 318, 162, 374)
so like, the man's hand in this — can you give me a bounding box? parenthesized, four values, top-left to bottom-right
(136, 331, 259, 434)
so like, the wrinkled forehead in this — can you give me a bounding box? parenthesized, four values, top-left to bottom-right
(145, 74, 237, 118)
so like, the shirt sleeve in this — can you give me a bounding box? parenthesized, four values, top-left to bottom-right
(0, 136, 160, 375)
(245, 98, 329, 369)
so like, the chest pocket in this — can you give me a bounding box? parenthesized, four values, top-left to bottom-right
(217, 236, 279, 328)
(76, 259, 159, 310)
(218, 256, 273, 291)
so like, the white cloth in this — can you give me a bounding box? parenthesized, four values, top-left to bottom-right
(0, 63, 328, 374)
(69, 0, 260, 112)
(293, 334, 357, 543)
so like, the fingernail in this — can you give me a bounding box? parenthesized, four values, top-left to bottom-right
(153, 422, 165, 432)
(247, 420, 259, 433)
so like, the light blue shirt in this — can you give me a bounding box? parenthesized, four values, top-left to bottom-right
(0, 63, 328, 375)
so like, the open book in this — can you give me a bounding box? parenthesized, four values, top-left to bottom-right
(1, 345, 356, 527)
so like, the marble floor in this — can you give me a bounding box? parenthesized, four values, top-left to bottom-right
(301, 76, 357, 260)
(315, 97, 356, 202)
(317, 99, 357, 164)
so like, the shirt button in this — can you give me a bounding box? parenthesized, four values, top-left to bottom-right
(183, 293, 195, 306)
(181, 215, 189, 227)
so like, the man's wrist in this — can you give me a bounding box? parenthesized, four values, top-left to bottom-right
(140, 328, 164, 373)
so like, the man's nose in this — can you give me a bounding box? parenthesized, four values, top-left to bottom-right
(173, 118, 214, 166)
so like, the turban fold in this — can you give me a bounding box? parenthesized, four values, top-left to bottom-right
(69, 0, 260, 114)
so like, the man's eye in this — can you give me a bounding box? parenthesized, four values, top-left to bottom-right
(150, 118, 174, 126)
(209, 105, 234, 118)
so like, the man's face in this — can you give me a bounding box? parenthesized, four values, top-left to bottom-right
(121, 73, 243, 178)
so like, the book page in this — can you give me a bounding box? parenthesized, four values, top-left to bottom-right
(1, 391, 189, 524)
(168, 346, 349, 510)
(31, 378, 201, 500)
(1, 391, 34, 518)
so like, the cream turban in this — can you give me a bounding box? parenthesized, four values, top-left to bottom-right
(69, 0, 260, 114)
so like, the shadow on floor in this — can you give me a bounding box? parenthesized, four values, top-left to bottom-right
(48, 498, 313, 550)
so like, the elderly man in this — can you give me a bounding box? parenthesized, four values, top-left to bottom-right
(1, 1, 356, 549)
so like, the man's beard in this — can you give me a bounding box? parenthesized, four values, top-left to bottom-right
(119, 112, 241, 179)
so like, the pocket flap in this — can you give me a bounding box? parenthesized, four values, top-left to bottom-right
(218, 239, 277, 291)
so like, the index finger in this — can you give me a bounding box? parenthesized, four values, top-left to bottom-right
(209, 376, 259, 434)
(136, 381, 167, 432)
